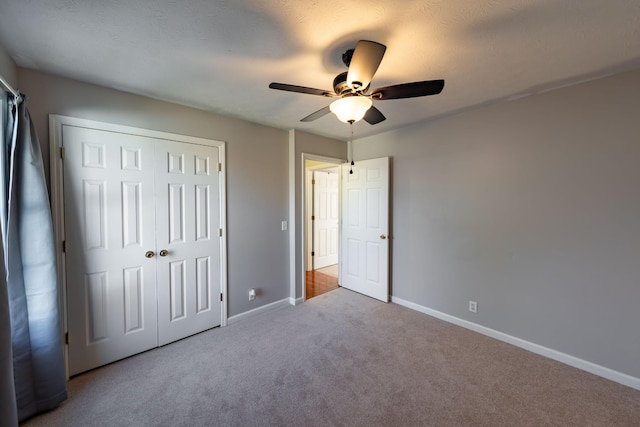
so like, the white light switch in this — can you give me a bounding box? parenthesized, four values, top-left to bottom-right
(281, 221, 288, 231)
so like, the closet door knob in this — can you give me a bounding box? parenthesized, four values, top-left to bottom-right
(159, 249, 169, 257)
(145, 251, 155, 258)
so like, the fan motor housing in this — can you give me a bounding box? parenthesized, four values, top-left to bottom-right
(333, 72, 350, 95)
(333, 71, 368, 96)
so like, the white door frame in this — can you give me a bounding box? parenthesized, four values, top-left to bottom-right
(49, 115, 227, 378)
(300, 153, 344, 302)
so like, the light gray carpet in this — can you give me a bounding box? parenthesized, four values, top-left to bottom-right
(22, 288, 640, 426)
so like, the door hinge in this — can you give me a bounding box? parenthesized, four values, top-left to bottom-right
(62, 240, 66, 253)
(220, 293, 223, 302)
(217, 163, 222, 172)
(311, 215, 315, 221)
(60, 146, 65, 159)
(218, 228, 222, 237)
(65, 332, 69, 344)
(311, 251, 315, 256)
(311, 179, 315, 185)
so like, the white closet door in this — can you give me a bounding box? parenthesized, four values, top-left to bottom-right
(155, 140, 221, 346)
(64, 126, 158, 376)
(63, 124, 223, 375)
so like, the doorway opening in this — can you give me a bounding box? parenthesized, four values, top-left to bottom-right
(303, 156, 342, 300)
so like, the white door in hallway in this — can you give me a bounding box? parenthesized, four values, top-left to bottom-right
(62, 124, 223, 375)
(340, 157, 389, 302)
(313, 169, 339, 269)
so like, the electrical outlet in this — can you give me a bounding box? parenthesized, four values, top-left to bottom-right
(469, 300, 477, 313)
(249, 288, 256, 301)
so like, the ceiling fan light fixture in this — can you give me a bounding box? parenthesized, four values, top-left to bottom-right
(269, 40, 443, 126)
(329, 96, 373, 123)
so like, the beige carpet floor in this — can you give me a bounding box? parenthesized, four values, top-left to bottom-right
(22, 288, 640, 426)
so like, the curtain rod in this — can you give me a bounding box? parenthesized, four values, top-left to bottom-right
(0, 73, 22, 103)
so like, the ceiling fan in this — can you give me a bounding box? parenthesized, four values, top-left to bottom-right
(269, 40, 444, 125)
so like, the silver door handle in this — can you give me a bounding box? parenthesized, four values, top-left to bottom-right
(380, 235, 387, 240)
(159, 249, 169, 257)
(145, 250, 155, 258)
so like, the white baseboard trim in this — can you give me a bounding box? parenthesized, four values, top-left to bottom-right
(289, 296, 304, 306)
(392, 296, 640, 391)
(227, 298, 290, 325)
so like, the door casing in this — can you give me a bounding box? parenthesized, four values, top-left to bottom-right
(300, 153, 343, 302)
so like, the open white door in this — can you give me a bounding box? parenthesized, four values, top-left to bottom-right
(340, 157, 389, 302)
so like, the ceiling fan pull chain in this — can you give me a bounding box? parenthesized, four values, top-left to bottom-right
(349, 124, 354, 174)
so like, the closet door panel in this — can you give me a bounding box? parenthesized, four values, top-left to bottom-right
(155, 140, 221, 346)
(63, 126, 158, 376)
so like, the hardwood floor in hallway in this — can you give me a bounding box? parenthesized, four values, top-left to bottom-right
(305, 264, 339, 299)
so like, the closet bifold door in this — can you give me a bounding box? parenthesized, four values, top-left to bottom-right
(63, 124, 223, 376)
(154, 140, 221, 347)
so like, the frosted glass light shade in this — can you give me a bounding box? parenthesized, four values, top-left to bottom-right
(329, 96, 373, 123)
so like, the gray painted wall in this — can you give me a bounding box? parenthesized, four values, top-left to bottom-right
(17, 68, 290, 318)
(0, 42, 16, 87)
(354, 69, 640, 379)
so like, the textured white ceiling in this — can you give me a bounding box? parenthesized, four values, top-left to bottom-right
(1, 0, 639, 140)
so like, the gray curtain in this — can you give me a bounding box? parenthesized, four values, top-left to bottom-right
(1, 93, 67, 424)
(1, 90, 18, 427)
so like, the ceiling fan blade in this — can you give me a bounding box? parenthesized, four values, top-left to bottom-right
(269, 82, 337, 97)
(300, 105, 331, 122)
(370, 80, 445, 100)
(346, 40, 386, 92)
(363, 106, 386, 125)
